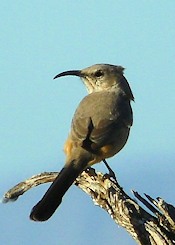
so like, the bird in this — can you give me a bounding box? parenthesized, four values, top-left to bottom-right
(30, 64, 134, 221)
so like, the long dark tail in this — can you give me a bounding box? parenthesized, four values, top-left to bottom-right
(30, 159, 86, 221)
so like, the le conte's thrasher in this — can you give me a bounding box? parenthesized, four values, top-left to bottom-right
(30, 64, 134, 221)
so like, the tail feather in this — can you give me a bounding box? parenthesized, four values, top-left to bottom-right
(30, 160, 84, 221)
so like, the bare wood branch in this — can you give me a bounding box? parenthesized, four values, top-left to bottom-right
(3, 172, 58, 202)
(3, 169, 175, 245)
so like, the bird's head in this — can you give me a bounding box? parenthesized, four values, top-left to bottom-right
(54, 64, 134, 100)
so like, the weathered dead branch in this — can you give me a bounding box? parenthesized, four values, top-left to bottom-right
(3, 169, 175, 245)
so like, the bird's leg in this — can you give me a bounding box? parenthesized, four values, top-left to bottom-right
(103, 159, 117, 182)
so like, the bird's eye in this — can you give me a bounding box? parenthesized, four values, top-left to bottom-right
(94, 70, 104, 77)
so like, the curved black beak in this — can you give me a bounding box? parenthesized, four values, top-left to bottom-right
(53, 70, 81, 79)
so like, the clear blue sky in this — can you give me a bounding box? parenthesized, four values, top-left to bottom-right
(1, 1, 175, 244)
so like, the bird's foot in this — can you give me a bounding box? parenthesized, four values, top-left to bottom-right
(103, 159, 118, 183)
